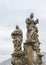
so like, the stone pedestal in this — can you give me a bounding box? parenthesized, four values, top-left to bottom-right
(24, 43, 34, 65)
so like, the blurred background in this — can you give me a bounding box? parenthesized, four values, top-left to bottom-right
(0, 0, 46, 62)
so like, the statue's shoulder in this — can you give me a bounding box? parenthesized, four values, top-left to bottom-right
(25, 18, 30, 21)
(25, 18, 31, 24)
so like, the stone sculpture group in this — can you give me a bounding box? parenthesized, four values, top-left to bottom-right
(11, 13, 43, 65)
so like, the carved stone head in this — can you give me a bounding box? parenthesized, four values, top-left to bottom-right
(30, 13, 34, 19)
(16, 25, 19, 29)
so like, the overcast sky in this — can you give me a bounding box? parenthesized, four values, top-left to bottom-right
(0, 0, 46, 62)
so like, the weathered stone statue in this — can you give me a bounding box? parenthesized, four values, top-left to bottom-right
(24, 13, 43, 65)
(25, 13, 39, 51)
(11, 13, 43, 65)
(11, 25, 23, 52)
(25, 13, 39, 43)
(11, 25, 23, 65)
